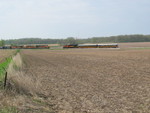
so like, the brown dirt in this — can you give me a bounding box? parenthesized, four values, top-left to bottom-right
(0, 50, 15, 62)
(20, 49, 150, 113)
(119, 42, 150, 48)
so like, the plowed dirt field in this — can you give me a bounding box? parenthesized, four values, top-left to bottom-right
(0, 50, 14, 62)
(119, 42, 150, 48)
(22, 49, 150, 113)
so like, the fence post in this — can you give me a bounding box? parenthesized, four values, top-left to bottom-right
(4, 71, 7, 89)
(3, 67, 7, 89)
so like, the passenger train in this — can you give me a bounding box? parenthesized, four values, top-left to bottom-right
(63, 43, 118, 48)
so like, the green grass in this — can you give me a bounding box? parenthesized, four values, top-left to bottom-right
(15, 49, 20, 54)
(0, 50, 19, 113)
(0, 49, 19, 81)
(0, 107, 18, 113)
(50, 48, 64, 50)
(130, 47, 150, 50)
(0, 58, 12, 82)
(33, 98, 47, 105)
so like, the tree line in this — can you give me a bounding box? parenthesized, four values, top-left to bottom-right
(0, 40, 5, 46)
(3, 34, 150, 46)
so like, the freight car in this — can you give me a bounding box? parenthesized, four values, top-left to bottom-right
(0, 44, 50, 49)
(0, 46, 11, 49)
(23, 45, 37, 49)
(11, 45, 24, 49)
(36, 45, 50, 49)
(63, 43, 118, 48)
(19, 44, 50, 49)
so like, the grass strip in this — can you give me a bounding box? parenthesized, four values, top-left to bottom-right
(0, 107, 18, 113)
(0, 58, 12, 82)
(0, 49, 20, 80)
(129, 47, 150, 50)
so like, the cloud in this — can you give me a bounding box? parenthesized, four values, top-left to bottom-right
(0, 0, 98, 24)
(0, 0, 150, 39)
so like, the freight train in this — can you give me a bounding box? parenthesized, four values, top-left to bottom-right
(0, 44, 50, 49)
(63, 43, 118, 48)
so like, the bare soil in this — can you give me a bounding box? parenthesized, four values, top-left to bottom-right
(0, 50, 15, 62)
(21, 49, 150, 113)
(119, 42, 150, 48)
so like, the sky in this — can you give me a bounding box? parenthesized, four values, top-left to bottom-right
(0, 0, 150, 39)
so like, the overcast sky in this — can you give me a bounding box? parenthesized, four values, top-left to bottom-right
(0, 0, 150, 39)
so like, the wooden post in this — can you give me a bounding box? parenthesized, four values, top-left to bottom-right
(4, 71, 7, 89)
(3, 67, 7, 89)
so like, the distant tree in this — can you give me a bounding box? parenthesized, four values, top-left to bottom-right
(65, 37, 77, 45)
(0, 40, 5, 46)
(4, 34, 150, 45)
